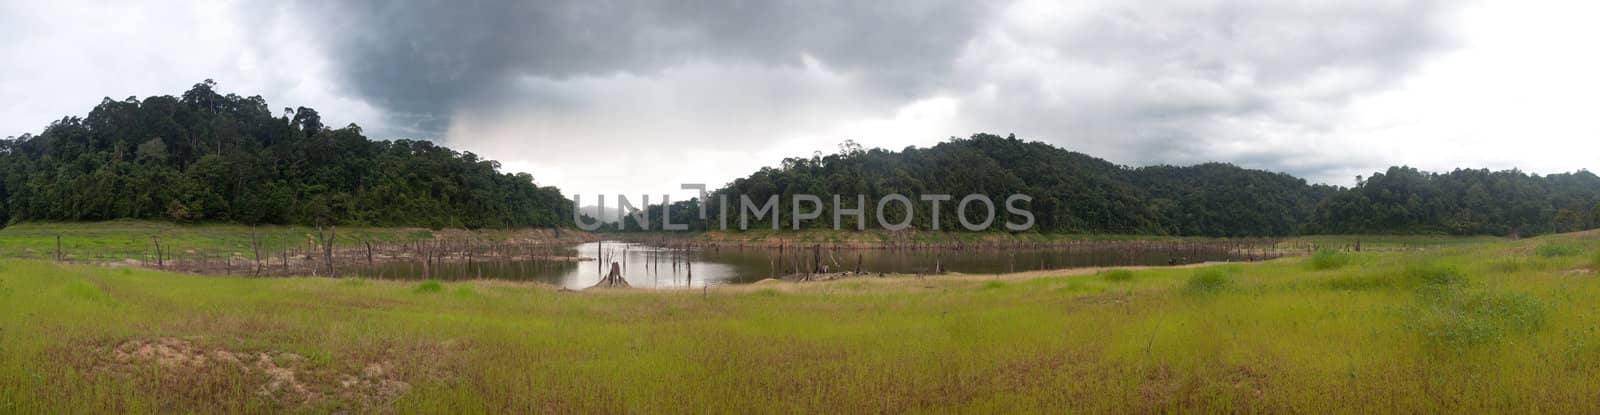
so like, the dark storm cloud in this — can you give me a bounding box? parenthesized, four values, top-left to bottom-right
(292, 0, 991, 138)
(268, 0, 1470, 192)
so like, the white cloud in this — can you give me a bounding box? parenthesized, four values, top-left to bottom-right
(1333, 0, 1600, 182)
(0, 1, 380, 138)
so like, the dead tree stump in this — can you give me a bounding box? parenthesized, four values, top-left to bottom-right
(591, 261, 630, 289)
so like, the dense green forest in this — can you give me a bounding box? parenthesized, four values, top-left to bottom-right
(619, 134, 1600, 237)
(617, 135, 1340, 236)
(1310, 166, 1600, 236)
(4, 82, 1596, 236)
(0, 81, 571, 228)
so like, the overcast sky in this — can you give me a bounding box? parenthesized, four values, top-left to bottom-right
(1, 0, 1596, 201)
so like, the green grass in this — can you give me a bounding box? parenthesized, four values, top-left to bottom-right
(0, 220, 573, 262)
(1287, 234, 1506, 250)
(695, 228, 1216, 244)
(1401, 284, 1546, 351)
(1308, 249, 1353, 270)
(1183, 268, 1232, 294)
(1100, 269, 1135, 282)
(5, 220, 1489, 262)
(1536, 242, 1584, 257)
(4, 228, 1600, 412)
(414, 280, 444, 294)
(1403, 262, 1468, 287)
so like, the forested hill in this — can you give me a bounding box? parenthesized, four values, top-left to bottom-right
(1311, 166, 1600, 236)
(0, 81, 571, 228)
(699, 135, 1341, 236)
(5, 82, 1597, 236)
(642, 134, 1600, 237)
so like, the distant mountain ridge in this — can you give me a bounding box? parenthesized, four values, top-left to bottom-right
(636, 134, 1599, 237)
(4, 82, 1596, 236)
(577, 205, 619, 224)
(692, 134, 1337, 236)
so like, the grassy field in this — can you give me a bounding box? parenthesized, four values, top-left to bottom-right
(0, 220, 1477, 262)
(4, 221, 1225, 262)
(0, 221, 585, 262)
(624, 228, 1496, 252)
(668, 228, 1250, 244)
(1285, 234, 1508, 250)
(1, 228, 1598, 412)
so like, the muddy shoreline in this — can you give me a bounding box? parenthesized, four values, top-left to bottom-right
(70, 230, 1355, 281)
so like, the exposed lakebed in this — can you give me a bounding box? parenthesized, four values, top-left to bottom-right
(349, 240, 1288, 289)
(120, 237, 1307, 289)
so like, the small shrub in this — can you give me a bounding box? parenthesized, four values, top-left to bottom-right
(1403, 286, 1545, 350)
(1185, 269, 1231, 295)
(1308, 249, 1353, 270)
(982, 281, 1007, 289)
(1535, 242, 1582, 257)
(1403, 263, 1466, 287)
(414, 280, 443, 294)
(1101, 270, 1135, 282)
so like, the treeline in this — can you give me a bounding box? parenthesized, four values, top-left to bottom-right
(0, 81, 570, 228)
(609, 134, 1600, 237)
(1311, 167, 1600, 236)
(608, 135, 1338, 236)
(6, 82, 1597, 237)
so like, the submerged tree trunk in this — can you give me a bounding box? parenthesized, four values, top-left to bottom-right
(591, 262, 630, 289)
(812, 244, 824, 274)
(153, 236, 164, 269)
(249, 225, 264, 276)
(327, 225, 336, 277)
(315, 224, 337, 277)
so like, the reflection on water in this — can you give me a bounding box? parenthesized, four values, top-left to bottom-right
(355, 240, 1274, 289)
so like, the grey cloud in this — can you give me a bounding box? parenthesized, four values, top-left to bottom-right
(265, 0, 1468, 191)
(952, 0, 1464, 183)
(291, 0, 992, 138)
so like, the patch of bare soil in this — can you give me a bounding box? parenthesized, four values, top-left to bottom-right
(337, 362, 412, 409)
(99, 337, 409, 410)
